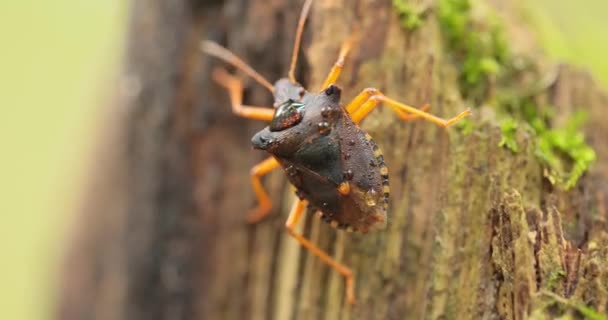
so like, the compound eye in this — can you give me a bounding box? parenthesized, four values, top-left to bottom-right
(269, 99, 305, 131)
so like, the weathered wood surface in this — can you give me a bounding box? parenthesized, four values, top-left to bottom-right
(57, 0, 608, 319)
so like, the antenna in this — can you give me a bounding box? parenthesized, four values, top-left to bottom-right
(288, 0, 313, 84)
(201, 40, 275, 92)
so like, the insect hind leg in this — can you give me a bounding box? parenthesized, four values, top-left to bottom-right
(285, 198, 356, 304)
(211, 68, 275, 121)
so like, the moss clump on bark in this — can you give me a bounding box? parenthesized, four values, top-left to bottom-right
(435, 0, 596, 189)
(437, 0, 508, 101)
(497, 93, 596, 189)
(532, 291, 607, 320)
(498, 117, 519, 152)
(392, 0, 425, 30)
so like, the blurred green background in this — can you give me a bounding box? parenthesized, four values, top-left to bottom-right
(0, 1, 605, 319)
(530, 0, 608, 85)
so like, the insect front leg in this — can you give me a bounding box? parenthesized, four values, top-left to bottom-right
(211, 68, 275, 121)
(285, 198, 356, 305)
(248, 157, 281, 223)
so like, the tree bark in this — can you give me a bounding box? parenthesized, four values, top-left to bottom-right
(57, 0, 608, 319)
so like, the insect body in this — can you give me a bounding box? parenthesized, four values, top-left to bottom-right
(202, 0, 471, 305)
(251, 81, 389, 233)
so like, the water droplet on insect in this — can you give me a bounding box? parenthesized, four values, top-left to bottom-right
(344, 153, 351, 160)
(348, 139, 356, 146)
(317, 122, 330, 135)
(322, 202, 328, 207)
(365, 189, 377, 207)
(321, 107, 331, 118)
(343, 169, 354, 180)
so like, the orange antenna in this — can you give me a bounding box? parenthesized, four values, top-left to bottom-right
(288, 0, 313, 84)
(201, 40, 275, 92)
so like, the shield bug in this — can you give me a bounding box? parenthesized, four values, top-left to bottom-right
(202, 0, 471, 305)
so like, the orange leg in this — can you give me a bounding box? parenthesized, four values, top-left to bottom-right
(212, 68, 275, 121)
(344, 88, 430, 120)
(345, 88, 471, 126)
(345, 88, 379, 113)
(248, 157, 280, 223)
(285, 199, 356, 304)
(320, 35, 355, 90)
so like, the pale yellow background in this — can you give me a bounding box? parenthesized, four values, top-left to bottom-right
(0, 1, 606, 319)
(0, 2, 127, 319)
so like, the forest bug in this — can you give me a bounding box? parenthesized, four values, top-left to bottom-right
(201, 0, 471, 305)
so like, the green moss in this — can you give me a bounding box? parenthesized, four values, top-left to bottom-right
(499, 93, 596, 189)
(438, 0, 509, 102)
(535, 111, 596, 189)
(498, 118, 519, 152)
(392, 0, 424, 30)
(546, 269, 566, 290)
(455, 117, 475, 135)
(538, 291, 607, 320)
(437, 0, 596, 189)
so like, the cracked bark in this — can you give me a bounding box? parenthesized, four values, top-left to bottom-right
(57, 0, 608, 319)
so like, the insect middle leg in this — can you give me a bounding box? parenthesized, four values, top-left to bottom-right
(248, 157, 280, 223)
(320, 35, 355, 90)
(211, 67, 275, 121)
(345, 88, 471, 126)
(345, 88, 431, 120)
(285, 198, 356, 304)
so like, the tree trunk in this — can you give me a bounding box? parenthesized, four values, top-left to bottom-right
(57, 0, 608, 319)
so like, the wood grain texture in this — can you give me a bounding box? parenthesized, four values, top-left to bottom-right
(57, 0, 608, 319)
